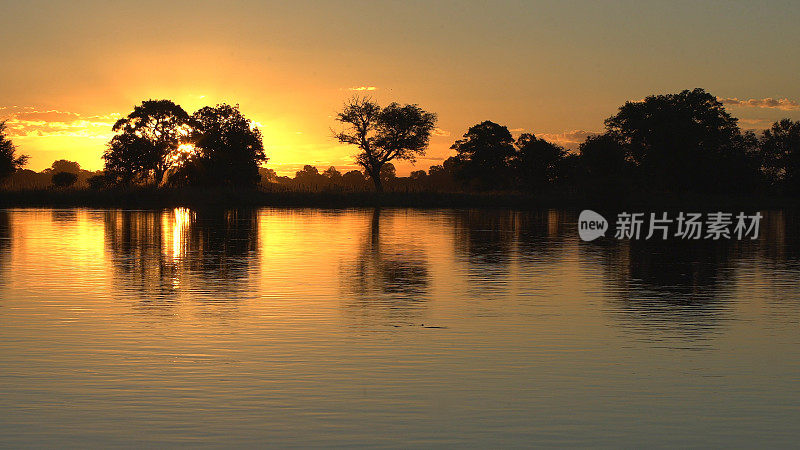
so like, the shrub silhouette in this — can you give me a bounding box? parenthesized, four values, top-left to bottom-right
(52, 171, 78, 188)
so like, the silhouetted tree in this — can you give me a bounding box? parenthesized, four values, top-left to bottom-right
(52, 171, 78, 188)
(379, 162, 396, 188)
(334, 97, 436, 191)
(104, 99, 192, 184)
(190, 103, 267, 187)
(87, 174, 108, 189)
(259, 167, 278, 184)
(425, 156, 462, 191)
(578, 134, 633, 193)
(450, 121, 515, 190)
(409, 169, 427, 189)
(760, 119, 800, 193)
(104, 133, 157, 185)
(50, 159, 81, 174)
(342, 169, 367, 190)
(294, 165, 327, 190)
(604, 88, 756, 193)
(295, 165, 320, 179)
(0, 121, 28, 183)
(322, 166, 343, 184)
(512, 133, 567, 191)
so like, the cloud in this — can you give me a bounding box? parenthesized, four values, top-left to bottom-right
(536, 130, 599, 150)
(347, 86, 377, 91)
(432, 127, 450, 137)
(1, 106, 118, 139)
(738, 118, 776, 130)
(719, 97, 800, 111)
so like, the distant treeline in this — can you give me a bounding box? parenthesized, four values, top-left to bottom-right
(2, 88, 800, 198)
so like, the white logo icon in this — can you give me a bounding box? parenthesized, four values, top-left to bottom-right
(578, 210, 608, 241)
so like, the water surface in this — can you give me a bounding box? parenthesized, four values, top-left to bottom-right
(1, 208, 799, 447)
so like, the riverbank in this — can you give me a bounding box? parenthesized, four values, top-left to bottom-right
(0, 187, 796, 210)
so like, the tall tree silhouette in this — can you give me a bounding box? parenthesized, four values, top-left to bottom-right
(0, 121, 28, 183)
(578, 134, 633, 193)
(190, 103, 267, 187)
(604, 88, 755, 193)
(104, 99, 192, 184)
(760, 119, 800, 193)
(334, 97, 436, 191)
(512, 133, 567, 191)
(450, 121, 515, 190)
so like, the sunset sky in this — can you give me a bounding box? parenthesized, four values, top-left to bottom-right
(2, 0, 799, 175)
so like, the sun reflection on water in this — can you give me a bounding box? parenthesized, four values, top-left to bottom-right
(168, 207, 195, 261)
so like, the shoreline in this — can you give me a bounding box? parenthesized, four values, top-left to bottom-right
(1, 188, 797, 210)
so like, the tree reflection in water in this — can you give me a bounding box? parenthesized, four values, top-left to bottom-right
(585, 209, 800, 345)
(103, 208, 259, 312)
(0, 210, 9, 288)
(585, 236, 739, 345)
(339, 208, 430, 326)
(450, 210, 515, 297)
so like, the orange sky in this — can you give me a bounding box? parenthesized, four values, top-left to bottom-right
(1, 0, 799, 175)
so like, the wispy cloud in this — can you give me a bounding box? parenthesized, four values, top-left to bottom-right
(536, 130, 599, 150)
(432, 127, 450, 137)
(719, 97, 800, 111)
(738, 118, 773, 127)
(1, 106, 119, 139)
(347, 86, 377, 91)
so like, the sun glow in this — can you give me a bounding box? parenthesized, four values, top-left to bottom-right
(169, 143, 199, 163)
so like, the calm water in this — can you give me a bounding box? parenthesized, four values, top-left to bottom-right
(1, 207, 799, 447)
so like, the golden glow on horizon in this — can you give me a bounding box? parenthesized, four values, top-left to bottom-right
(2, 3, 799, 175)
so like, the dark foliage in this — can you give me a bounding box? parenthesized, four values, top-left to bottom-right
(604, 88, 760, 193)
(335, 97, 436, 191)
(52, 171, 78, 188)
(50, 160, 81, 174)
(104, 99, 192, 185)
(5, 89, 800, 205)
(0, 121, 28, 182)
(512, 133, 568, 191)
(185, 103, 268, 187)
(449, 121, 516, 190)
(578, 134, 633, 194)
(759, 119, 800, 193)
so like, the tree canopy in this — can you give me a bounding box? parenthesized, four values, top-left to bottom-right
(513, 133, 567, 191)
(760, 119, 800, 193)
(50, 160, 81, 174)
(103, 100, 266, 188)
(449, 121, 516, 190)
(190, 103, 268, 187)
(107, 99, 192, 184)
(6, 88, 800, 199)
(52, 171, 78, 188)
(335, 96, 436, 191)
(0, 121, 28, 183)
(604, 88, 756, 192)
